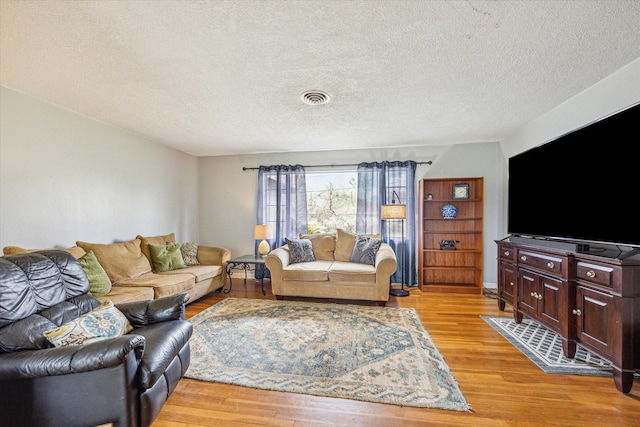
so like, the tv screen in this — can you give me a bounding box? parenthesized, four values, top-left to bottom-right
(508, 102, 640, 248)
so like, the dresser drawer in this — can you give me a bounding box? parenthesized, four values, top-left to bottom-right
(499, 245, 516, 263)
(517, 250, 565, 275)
(577, 261, 614, 288)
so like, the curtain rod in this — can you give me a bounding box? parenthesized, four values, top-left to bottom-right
(242, 161, 432, 171)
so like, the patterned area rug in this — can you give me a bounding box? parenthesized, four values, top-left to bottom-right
(482, 315, 640, 377)
(186, 298, 470, 411)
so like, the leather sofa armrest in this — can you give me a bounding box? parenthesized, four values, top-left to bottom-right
(197, 245, 231, 266)
(117, 293, 189, 326)
(0, 335, 145, 380)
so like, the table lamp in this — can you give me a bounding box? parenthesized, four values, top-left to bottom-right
(255, 224, 274, 256)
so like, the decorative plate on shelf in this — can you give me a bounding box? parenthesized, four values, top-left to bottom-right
(441, 204, 457, 218)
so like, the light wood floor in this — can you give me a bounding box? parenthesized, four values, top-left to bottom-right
(153, 281, 640, 426)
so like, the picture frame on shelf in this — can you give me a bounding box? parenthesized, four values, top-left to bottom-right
(453, 183, 469, 199)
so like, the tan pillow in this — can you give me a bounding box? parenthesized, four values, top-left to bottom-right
(335, 229, 357, 261)
(64, 246, 88, 259)
(3, 246, 37, 255)
(334, 229, 381, 261)
(3, 245, 87, 259)
(136, 233, 176, 262)
(299, 233, 336, 261)
(76, 239, 152, 284)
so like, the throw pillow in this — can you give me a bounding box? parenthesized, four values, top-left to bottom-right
(285, 238, 316, 264)
(136, 233, 176, 263)
(78, 250, 112, 298)
(2, 245, 87, 259)
(76, 239, 152, 284)
(180, 242, 200, 266)
(350, 235, 383, 266)
(299, 232, 336, 261)
(148, 242, 187, 272)
(335, 229, 381, 261)
(43, 300, 133, 347)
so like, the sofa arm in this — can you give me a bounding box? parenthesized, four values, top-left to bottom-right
(0, 335, 145, 380)
(117, 293, 189, 326)
(197, 245, 231, 266)
(265, 246, 291, 270)
(375, 243, 398, 279)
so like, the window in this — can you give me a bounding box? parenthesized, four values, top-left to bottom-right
(305, 170, 357, 234)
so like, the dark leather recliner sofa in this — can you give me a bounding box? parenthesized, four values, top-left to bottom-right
(0, 250, 193, 427)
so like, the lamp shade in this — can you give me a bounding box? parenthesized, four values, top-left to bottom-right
(254, 224, 274, 240)
(381, 204, 406, 220)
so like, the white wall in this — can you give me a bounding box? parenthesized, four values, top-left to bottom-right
(0, 86, 199, 249)
(499, 57, 640, 236)
(198, 142, 502, 287)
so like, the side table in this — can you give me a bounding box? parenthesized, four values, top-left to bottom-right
(224, 254, 268, 296)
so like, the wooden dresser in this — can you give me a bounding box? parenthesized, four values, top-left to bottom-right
(496, 238, 640, 393)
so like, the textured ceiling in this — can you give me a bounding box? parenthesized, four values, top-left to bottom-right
(1, 0, 640, 157)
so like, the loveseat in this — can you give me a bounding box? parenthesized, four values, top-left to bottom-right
(0, 250, 192, 427)
(2, 232, 231, 305)
(265, 229, 397, 306)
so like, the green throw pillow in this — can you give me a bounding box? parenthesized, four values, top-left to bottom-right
(78, 250, 112, 297)
(148, 242, 187, 272)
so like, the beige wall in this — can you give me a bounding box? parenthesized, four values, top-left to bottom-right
(0, 86, 199, 249)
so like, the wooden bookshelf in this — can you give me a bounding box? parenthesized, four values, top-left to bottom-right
(418, 177, 483, 293)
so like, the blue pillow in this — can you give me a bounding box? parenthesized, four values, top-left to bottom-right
(350, 235, 382, 265)
(285, 238, 316, 264)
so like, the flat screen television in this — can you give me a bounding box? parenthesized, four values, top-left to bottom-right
(507, 101, 640, 251)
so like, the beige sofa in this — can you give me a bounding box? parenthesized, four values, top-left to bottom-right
(265, 229, 397, 306)
(2, 232, 230, 305)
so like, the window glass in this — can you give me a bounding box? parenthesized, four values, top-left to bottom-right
(306, 171, 357, 234)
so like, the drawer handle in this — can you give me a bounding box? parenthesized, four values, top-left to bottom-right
(537, 294, 542, 300)
(509, 281, 514, 287)
(572, 309, 582, 316)
(504, 251, 510, 256)
(586, 270, 596, 278)
(547, 262, 555, 269)
(531, 292, 536, 297)
(521, 256, 527, 261)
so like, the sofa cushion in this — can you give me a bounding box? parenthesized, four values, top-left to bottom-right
(161, 264, 221, 282)
(78, 250, 112, 298)
(285, 238, 315, 264)
(180, 242, 200, 266)
(350, 235, 383, 266)
(299, 233, 336, 261)
(148, 243, 187, 272)
(282, 260, 333, 282)
(117, 273, 195, 299)
(43, 300, 133, 347)
(77, 239, 152, 284)
(3, 245, 87, 259)
(329, 261, 376, 283)
(97, 285, 154, 304)
(136, 233, 176, 263)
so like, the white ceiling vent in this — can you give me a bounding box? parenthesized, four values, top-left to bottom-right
(301, 90, 330, 105)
